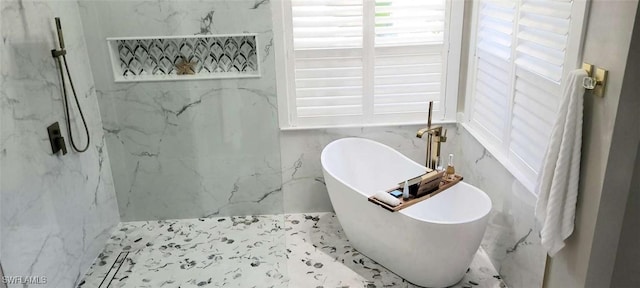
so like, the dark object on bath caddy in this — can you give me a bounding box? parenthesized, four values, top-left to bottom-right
(398, 169, 445, 198)
(368, 173, 464, 212)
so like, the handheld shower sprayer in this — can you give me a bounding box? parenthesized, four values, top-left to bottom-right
(55, 17, 65, 50)
(51, 17, 90, 153)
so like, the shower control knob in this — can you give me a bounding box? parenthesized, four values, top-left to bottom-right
(56, 136, 67, 155)
(47, 122, 67, 155)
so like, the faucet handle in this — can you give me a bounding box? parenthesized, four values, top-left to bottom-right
(440, 128, 448, 143)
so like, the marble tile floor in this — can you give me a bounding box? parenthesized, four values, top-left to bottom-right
(78, 213, 506, 288)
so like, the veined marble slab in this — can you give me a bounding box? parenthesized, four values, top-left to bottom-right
(453, 125, 546, 288)
(1, 1, 120, 287)
(78, 0, 282, 221)
(79, 213, 505, 288)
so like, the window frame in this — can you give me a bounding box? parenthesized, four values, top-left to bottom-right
(272, 0, 464, 130)
(462, 0, 589, 194)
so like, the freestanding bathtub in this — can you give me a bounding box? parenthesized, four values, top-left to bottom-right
(321, 137, 492, 287)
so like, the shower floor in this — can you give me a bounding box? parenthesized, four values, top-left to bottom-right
(78, 213, 505, 288)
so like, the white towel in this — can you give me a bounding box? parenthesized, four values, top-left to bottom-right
(535, 69, 587, 257)
(374, 191, 401, 207)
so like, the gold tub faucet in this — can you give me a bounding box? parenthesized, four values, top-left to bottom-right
(417, 101, 447, 170)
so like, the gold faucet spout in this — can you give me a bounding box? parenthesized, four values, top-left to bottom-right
(417, 126, 441, 137)
(416, 127, 430, 138)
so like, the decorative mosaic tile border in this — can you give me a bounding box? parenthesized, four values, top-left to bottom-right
(107, 34, 259, 82)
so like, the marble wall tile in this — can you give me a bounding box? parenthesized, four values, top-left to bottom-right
(280, 124, 457, 213)
(453, 124, 546, 288)
(0, 0, 120, 287)
(78, 0, 282, 220)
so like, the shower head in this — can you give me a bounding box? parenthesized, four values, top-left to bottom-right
(55, 17, 65, 49)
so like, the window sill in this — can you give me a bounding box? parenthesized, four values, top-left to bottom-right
(280, 119, 457, 131)
(460, 123, 538, 197)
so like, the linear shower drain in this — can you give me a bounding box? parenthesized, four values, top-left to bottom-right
(98, 251, 129, 288)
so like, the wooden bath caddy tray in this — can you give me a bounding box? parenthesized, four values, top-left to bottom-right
(368, 174, 464, 212)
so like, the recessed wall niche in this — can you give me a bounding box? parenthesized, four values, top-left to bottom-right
(107, 34, 260, 82)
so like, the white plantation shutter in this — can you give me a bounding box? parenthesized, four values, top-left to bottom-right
(275, 0, 460, 128)
(510, 70, 561, 179)
(374, 0, 445, 116)
(469, 1, 515, 141)
(510, 0, 574, 183)
(292, 0, 364, 119)
(515, 0, 572, 82)
(467, 0, 587, 192)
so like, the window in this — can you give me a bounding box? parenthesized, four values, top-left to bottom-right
(273, 0, 463, 129)
(464, 0, 588, 193)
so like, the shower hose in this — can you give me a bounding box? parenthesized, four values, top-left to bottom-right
(52, 17, 90, 153)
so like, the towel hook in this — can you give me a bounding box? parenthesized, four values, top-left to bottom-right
(582, 62, 608, 97)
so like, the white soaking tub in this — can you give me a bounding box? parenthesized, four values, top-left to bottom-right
(321, 137, 492, 287)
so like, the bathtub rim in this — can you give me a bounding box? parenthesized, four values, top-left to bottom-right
(320, 136, 425, 198)
(399, 181, 492, 225)
(321, 137, 492, 225)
